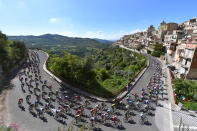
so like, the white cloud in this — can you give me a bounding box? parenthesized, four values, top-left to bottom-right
(87, 29, 143, 40)
(59, 32, 79, 37)
(57, 29, 144, 40)
(49, 18, 57, 23)
(130, 29, 142, 34)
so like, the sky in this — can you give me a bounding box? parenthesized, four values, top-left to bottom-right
(0, 0, 197, 40)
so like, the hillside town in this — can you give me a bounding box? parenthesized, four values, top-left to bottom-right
(115, 17, 197, 80)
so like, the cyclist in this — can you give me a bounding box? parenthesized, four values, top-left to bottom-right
(112, 115, 120, 127)
(41, 85, 45, 91)
(124, 110, 129, 121)
(90, 116, 95, 127)
(141, 95, 144, 101)
(129, 100, 134, 107)
(107, 109, 112, 117)
(76, 109, 81, 115)
(29, 104, 34, 113)
(160, 90, 164, 98)
(44, 80, 47, 85)
(42, 92, 46, 99)
(36, 94, 41, 103)
(101, 113, 106, 123)
(34, 100, 39, 109)
(74, 95, 79, 102)
(18, 98, 23, 107)
(126, 95, 130, 103)
(85, 99, 91, 108)
(75, 114, 81, 124)
(155, 96, 158, 106)
(26, 94, 31, 103)
(111, 104, 116, 112)
(91, 108, 96, 116)
(140, 112, 147, 124)
(48, 91, 53, 97)
(48, 85, 52, 91)
(145, 99, 149, 105)
(55, 90, 59, 97)
(133, 93, 138, 101)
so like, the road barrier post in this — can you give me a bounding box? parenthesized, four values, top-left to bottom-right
(179, 117, 182, 131)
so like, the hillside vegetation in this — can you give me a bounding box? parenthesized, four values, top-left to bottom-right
(0, 31, 27, 74)
(8, 34, 108, 57)
(47, 45, 147, 97)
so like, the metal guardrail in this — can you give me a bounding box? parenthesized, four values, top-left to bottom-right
(179, 117, 190, 131)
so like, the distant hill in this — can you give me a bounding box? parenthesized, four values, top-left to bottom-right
(93, 38, 114, 45)
(8, 34, 105, 48)
(8, 34, 107, 57)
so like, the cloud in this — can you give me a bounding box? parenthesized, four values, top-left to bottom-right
(59, 32, 79, 37)
(58, 29, 144, 40)
(57, 29, 144, 40)
(82, 29, 143, 40)
(130, 29, 142, 34)
(49, 18, 57, 23)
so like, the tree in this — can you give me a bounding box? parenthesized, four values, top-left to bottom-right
(151, 43, 165, 57)
(0, 31, 8, 41)
(98, 68, 110, 81)
(0, 39, 7, 62)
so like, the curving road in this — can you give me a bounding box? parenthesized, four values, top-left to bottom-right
(5, 49, 172, 131)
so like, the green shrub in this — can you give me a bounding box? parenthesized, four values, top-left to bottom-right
(48, 45, 147, 97)
(173, 78, 197, 110)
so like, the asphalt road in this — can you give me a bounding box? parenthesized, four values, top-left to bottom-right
(6, 50, 167, 131)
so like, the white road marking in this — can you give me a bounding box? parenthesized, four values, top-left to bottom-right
(169, 103, 174, 131)
(174, 125, 197, 129)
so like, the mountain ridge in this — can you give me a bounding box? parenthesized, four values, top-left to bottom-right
(93, 38, 114, 45)
(8, 34, 106, 47)
(8, 34, 112, 57)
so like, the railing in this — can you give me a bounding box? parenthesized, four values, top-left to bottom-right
(178, 117, 190, 131)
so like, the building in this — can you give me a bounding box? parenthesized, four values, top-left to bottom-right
(173, 34, 197, 79)
(164, 30, 183, 55)
(147, 25, 155, 37)
(183, 17, 197, 31)
(158, 21, 179, 41)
